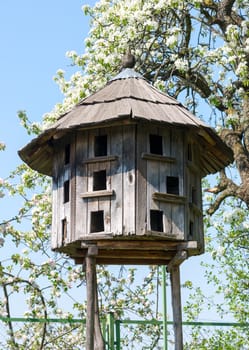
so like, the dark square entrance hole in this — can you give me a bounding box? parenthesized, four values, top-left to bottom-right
(64, 144, 70, 165)
(64, 180, 70, 203)
(62, 218, 67, 243)
(149, 134, 163, 155)
(90, 211, 104, 232)
(93, 170, 107, 191)
(166, 176, 179, 195)
(150, 210, 163, 232)
(94, 135, 107, 157)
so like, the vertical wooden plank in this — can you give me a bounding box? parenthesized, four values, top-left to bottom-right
(63, 164, 71, 245)
(159, 161, 167, 194)
(87, 163, 99, 235)
(110, 126, 123, 235)
(57, 146, 68, 247)
(184, 133, 190, 242)
(136, 124, 147, 235)
(158, 171, 171, 235)
(51, 143, 60, 249)
(195, 146, 203, 247)
(170, 204, 184, 239)
(170, 129, 185, 239)
(122, 125, 136, 235)
(51, 177, 58, 249)
(70, 133, 77, 243)
(186, 134, 195, 242)
(162, 126, 171, 157)
(170, 266, 183, 350)
(55, 136, 74, 245)
(75, 130, 88, 238)
(147, 157, 160, 228)
(160, 203, 172, 235)
(88, 129, 98, 158)
(99, 126, 110, 155)
(57, 173, 63, 247)
(185, 133, 204, 246)
(171, 129, 184, 193)
(160, 127, 172, 234)
(147, 126, 160, 231)
(98, 161, 111, 233)
(54, 146, 63, 248)
(159, 164, 170, 234)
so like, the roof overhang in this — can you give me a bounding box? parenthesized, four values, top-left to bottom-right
(19, 72, 233, 176)
(19, 115, 233, 177)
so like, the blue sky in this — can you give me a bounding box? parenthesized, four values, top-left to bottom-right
(0, 1, 95, 177)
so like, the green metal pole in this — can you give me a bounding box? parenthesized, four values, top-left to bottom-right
(107, 312, 115, 350)
(162, 265, 168, 350)
(102, 318, 107, 347)
(115, 320, 121, 350)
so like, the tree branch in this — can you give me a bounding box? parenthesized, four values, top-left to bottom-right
(2, 281, 19, 349)
(221, 129, 249, 183)
(205, 170, 239, 215)
(2, 273, 48, 349)
(202, 0, 243, 33)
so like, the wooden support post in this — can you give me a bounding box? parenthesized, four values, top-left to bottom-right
(86, 247, 96, 350)
(170, 265, 183, 350)
(94, 271, 105, 350)
(85, 245, 105, 350)
(167, 251, 187, 350)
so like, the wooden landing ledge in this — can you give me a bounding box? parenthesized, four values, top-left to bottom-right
(152, 192, 186, 204)
(83, 155, 118, 164)
(142, 153, 176, 163)
(80, 190, 114, 199)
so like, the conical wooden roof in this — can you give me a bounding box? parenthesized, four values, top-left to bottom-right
(19, 67, 233, 176)
(41, 68, 211, 129)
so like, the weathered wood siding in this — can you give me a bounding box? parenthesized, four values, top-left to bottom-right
(51, 123, 203, 251)
(122, 125, 136, 235)
(141, 126, 185, 240)
(185, 135, 204, 250)
(74, 125, 136, 238)
(51, 134, 75, 249)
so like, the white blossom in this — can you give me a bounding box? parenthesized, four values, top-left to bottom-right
(242, 221, 249, 229)
(216, 246, 225, 257)
(166, 35, 178, 47)
(174, 58, 188, 71)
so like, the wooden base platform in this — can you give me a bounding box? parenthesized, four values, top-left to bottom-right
(55, 238, 201, 265)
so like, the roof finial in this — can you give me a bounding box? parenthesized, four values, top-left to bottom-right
(122, 49, 136, 69)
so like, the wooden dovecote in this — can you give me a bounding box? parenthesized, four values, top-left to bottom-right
(19, 57, 233, 265)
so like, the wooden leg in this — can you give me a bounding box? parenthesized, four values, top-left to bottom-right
(85, 246, 105, 350)
(170, 265, 183, 350)
(94, 270, 105, 350)
(86, 253, 95, 350)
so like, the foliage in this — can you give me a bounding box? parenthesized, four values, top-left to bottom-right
(183, 191, 249, 348)
(205, 200, 249, 324)
(1, 0, 249, 348)
(184, 327, 248, 350)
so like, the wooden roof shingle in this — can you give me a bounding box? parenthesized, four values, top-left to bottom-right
(19, 67, 233, 176)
